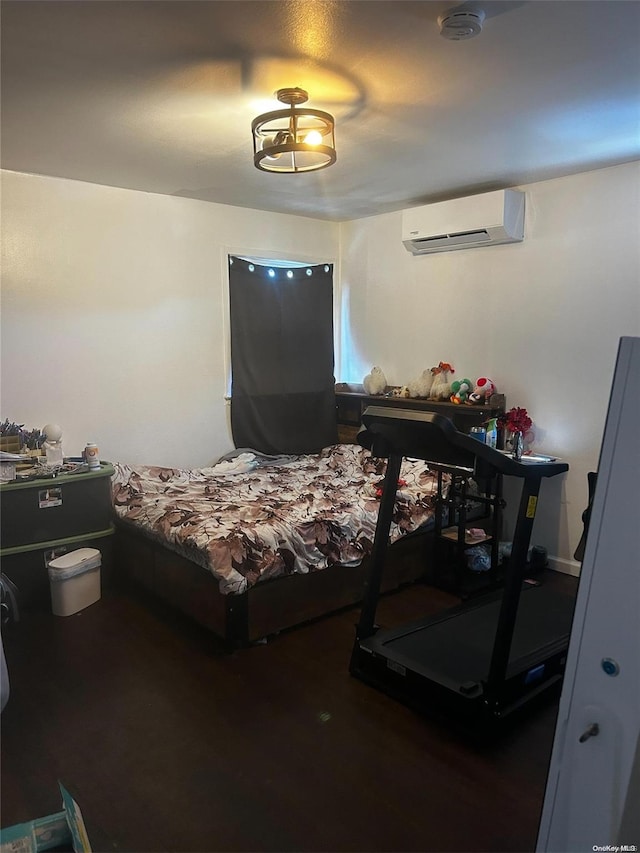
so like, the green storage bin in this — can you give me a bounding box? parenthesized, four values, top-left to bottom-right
(0, 463, 114, 549)
(0, 530, 113, 609)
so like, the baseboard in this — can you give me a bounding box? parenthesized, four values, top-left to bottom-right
(548, 555, 581, 577)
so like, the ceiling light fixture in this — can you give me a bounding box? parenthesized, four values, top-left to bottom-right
(252, 87, 336, 173)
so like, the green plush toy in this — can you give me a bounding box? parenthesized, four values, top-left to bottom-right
(450, 378, 472, 404)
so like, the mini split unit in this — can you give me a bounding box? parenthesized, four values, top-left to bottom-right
(402, 189, 525, 255)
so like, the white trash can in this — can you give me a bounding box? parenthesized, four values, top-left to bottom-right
(48, 548, 101, 617)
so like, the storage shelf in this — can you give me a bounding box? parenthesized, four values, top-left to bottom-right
(440, 527, 492, 546)
(431, 463, 504, 599)
(335, 387, 505, 434)
(0, 463, 114, 607)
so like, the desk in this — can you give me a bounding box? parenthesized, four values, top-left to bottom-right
(0, 463, 114, 607)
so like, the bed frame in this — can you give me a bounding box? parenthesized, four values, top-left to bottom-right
(115, 522, 434, 648)
(115, 392, 505, 648)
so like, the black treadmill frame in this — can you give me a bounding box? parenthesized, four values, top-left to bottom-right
(350, 407, 572, 728)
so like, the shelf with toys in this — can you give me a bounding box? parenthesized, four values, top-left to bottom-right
(336, 366, 505, 445)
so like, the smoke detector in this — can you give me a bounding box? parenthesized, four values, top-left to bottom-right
(438, 9, 485, 40)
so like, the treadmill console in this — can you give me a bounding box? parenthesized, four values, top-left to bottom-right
(359, 406, 568, 479)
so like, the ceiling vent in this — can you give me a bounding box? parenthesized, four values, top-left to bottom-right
(402, 189, 525, 255)
(438, 9, 485, 40)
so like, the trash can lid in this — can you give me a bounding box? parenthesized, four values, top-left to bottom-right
(48, 547, 101, 571)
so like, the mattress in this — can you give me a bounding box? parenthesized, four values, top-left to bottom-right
(112, 444, 446, 595)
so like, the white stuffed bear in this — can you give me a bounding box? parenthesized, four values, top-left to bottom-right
(407, 369, 434, 399)
(363, 366, 387, 396)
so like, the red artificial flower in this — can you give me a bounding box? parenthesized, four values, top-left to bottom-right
(498, 407, 532, 434)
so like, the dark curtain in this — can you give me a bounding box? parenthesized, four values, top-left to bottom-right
(229, 256, 338, 454)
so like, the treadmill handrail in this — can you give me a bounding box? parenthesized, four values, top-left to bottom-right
(359, 406, 568, 479)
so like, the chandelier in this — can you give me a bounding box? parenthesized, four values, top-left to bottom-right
(251, 87, 336, 173)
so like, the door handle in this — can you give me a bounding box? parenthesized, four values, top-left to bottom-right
(578, 723, 600, 743)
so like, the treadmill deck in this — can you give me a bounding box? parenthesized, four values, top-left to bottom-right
(359, 584, 574, 693)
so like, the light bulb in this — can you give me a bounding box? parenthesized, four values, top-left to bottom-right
(304, 130, 323, 146)
(263, 130, 290, 160)
(263, 138, 282, 160)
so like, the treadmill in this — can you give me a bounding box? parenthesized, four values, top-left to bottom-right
(350, 406, 574, 731)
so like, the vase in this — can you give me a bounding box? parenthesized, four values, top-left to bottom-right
(512, 430, 524, 461)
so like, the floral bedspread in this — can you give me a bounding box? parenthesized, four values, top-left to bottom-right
(111, 444, 443, 595)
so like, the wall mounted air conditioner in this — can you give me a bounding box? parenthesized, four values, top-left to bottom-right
(402, 189, 525, 255)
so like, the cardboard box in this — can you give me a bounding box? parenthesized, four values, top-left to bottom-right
(0, 782, 91, 852)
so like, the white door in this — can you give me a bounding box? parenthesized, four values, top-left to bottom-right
(537, 337, 640, 852)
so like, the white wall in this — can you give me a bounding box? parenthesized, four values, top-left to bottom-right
(338, 162, 640, 572)
(3, 164, 638, 570)
(0, 171, 339, 467)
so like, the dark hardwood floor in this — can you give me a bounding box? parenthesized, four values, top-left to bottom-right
(1, 572, 575, 852)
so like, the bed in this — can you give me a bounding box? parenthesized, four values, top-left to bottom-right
(112, 443, 452, 647)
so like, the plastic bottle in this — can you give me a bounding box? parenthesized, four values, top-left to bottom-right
(85, 443, 100, 470)
(485, 418, 498, 449)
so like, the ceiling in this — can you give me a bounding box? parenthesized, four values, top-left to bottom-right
(2, 0, 639, 221)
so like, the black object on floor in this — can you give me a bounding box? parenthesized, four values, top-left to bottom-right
(350, 407, 575, 733)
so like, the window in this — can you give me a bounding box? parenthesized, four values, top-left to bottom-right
(228, 256, 337, 454)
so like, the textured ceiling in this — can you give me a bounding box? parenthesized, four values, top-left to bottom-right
(2, 0, 639, 220)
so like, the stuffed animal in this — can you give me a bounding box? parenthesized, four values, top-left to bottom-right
(363, 366, 387, 396)
(450, 378, 472, 405)
(468, 377, 496, 404)
(391, 385, 410, 398)
(407, 369, 434, 399)
(429, 362, 455, 400)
